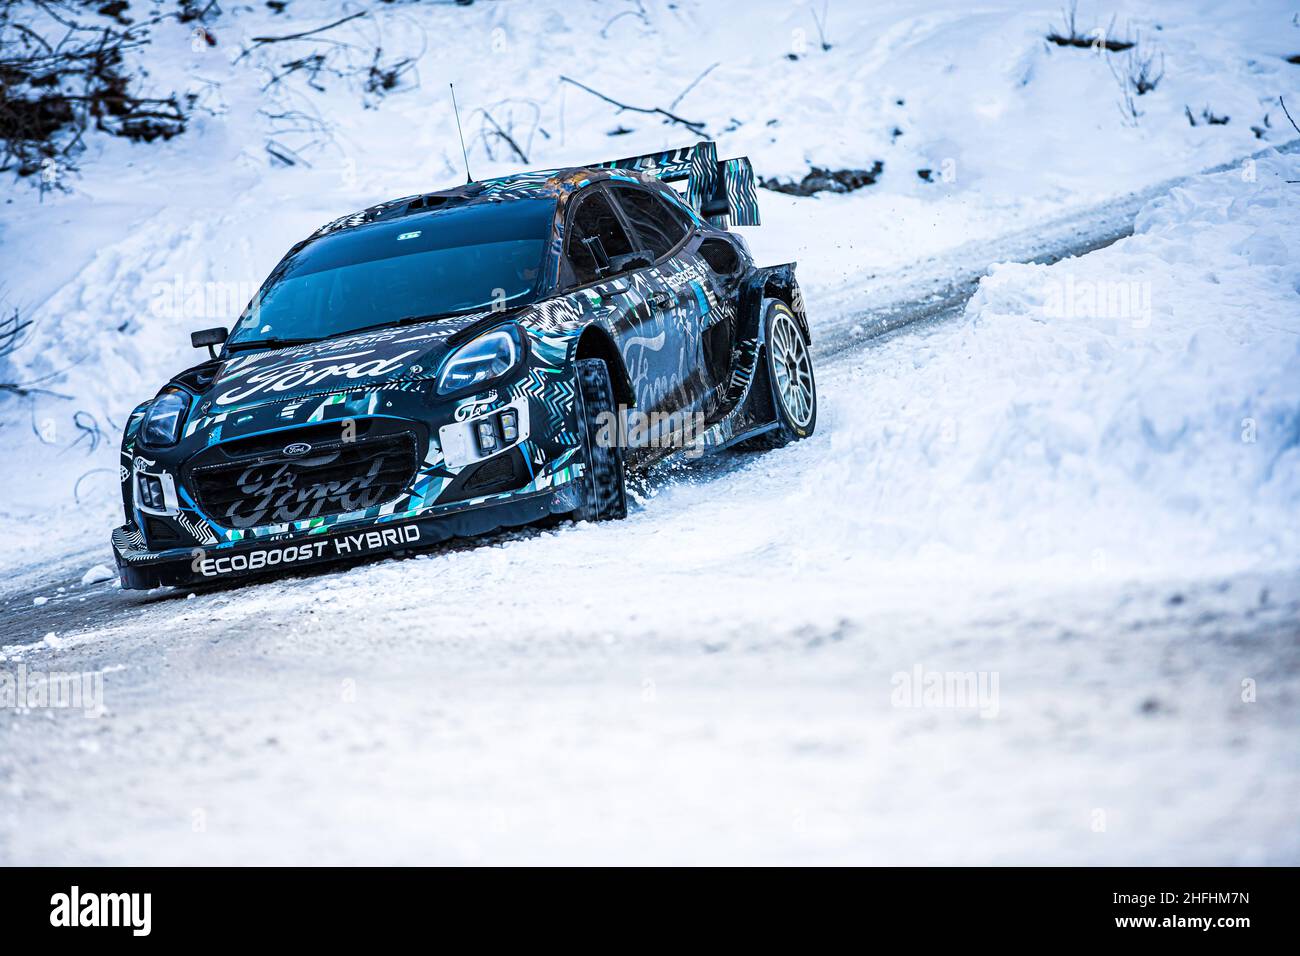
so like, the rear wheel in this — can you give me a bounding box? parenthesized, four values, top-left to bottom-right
(573, 358, 628, 522)
(753, 300, 817, 448)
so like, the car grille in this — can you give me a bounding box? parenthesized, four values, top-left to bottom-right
(187, 432, 419, 530)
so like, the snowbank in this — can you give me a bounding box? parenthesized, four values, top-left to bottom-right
(796, 149, 1300, 576)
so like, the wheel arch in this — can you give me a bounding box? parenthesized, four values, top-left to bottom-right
(739, 262, 810, 345)
(572, 324, 636, 409)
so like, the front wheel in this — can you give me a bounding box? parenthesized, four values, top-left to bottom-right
(573, 358, 628, 522)
(757, 300, 817, 447)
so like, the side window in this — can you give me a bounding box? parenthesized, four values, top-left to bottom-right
(566, 189, 635, 285)
(613, 185, 689, 260)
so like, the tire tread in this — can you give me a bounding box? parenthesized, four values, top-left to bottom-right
(575, 358, 627, 521)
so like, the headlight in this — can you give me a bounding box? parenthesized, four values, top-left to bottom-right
(141, 387, 190, 446)
(437, 326, 522, 395)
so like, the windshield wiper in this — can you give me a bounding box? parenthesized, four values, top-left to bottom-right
(225, 336, 319, 352)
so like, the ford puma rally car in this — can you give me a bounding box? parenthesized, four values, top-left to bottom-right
(112, 141, 818, 589)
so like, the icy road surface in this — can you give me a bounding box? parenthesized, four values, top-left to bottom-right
(3, 555, 1297, 865)
(2, 149, 1299, 865)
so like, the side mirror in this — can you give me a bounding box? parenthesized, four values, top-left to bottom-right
(191, 327, 228, 359)
(603, 251, 653, 276)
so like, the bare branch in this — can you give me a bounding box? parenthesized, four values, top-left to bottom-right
(74, 468, 116, 504)
(559, 76, 706, 134)
(249, 12, 367, 47)
(1281, 96, 1300, 136)
(599, 1, 649, 39)
(670, 62, 719, 110)
(810, 0, 832, 51)
(478, 109, 528, 163)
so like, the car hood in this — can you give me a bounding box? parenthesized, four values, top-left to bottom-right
(201, 313, 493, 413)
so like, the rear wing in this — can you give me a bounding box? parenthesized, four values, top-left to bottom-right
(591, 141, 760, 229)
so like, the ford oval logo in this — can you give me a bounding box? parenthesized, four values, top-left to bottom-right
(283, 442, 312, 456)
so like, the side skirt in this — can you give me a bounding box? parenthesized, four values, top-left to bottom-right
(691, 330, 777, 457)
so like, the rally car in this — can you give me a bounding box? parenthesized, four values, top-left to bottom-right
(112, 141, 818, 588)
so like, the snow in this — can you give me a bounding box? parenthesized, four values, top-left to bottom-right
(0, 0, 1298, 864)
(80, 565, 116, 586)
(808, 149, 1300, 577)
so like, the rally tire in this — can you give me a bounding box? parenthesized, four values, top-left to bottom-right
(574, 358, 628, 522)
(754, 300, 817, 448)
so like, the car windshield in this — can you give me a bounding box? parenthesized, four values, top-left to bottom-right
(227, 198, 555, 348)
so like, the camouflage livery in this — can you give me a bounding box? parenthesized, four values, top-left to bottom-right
(111, 142, 814, 588)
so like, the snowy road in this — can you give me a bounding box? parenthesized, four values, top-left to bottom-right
(3, 557, 1297, 865)
(3, 148, 1299, 865)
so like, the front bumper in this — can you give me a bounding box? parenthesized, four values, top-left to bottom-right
(115, 328, 590, 589)
(112, 486, 580, 590)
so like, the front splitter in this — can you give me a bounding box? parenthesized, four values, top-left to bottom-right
(112, 488, 580, 590)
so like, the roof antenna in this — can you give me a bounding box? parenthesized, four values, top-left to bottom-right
(449, 83, 472, 184)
